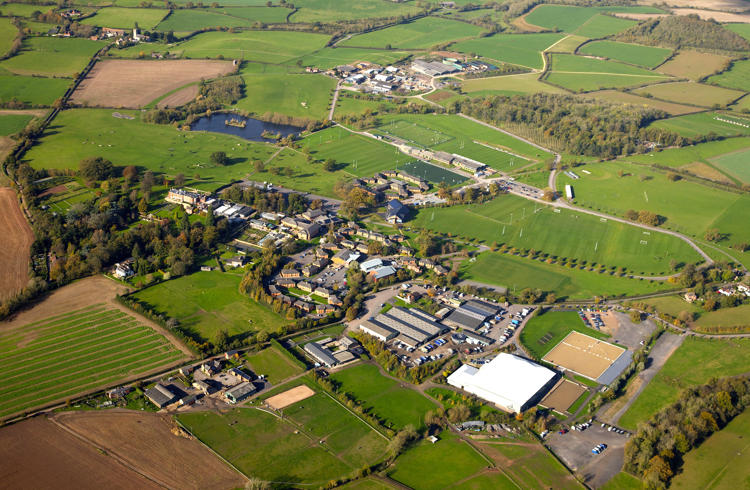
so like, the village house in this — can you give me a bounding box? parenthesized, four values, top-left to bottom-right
(280, 268, 301, 279)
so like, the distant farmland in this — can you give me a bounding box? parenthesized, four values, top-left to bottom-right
(0, 304, 188, 420)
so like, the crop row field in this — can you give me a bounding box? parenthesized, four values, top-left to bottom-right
(523, 5, 662, 36)
(131, 270, 285, 343)
(656, 50, 732, 81)
(584, 90, 701, 115)
(544, 53, 670, 92)
(23, 108, 279, 192)
(0, 305, 187, 420)
(341, 17, 484, 50)
(619, 337, 750, 430)
(558, 158, 750, 248)
(578, 40, 671, 69)
(452, 33, 565, 70)
(412, 192, 702, 276)
(177, 388, 389, 484)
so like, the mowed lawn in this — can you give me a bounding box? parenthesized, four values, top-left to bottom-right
(131, 270, 286, 343)
(177, 400, 388, 484)
(23, 108, 278, 191)
(452, 33, 565, 70)
(558, 160, 750, 247)
(341, 17, 483, 50)
(234, 72, 335, 119)
(0, 113, 34, 136)
(329, 363, 438, 430)
(245, 345, 305, 384)
(388, 431, 488, 488)
(578, 41, 671, 69)
(0, 74, 71, 105)
(413, 193, 701, 275)
(619, 337, 750, 430)
(0, 37, 104, 77)
(650, 111, 750, 138)
(671, 410, 750, 489)
(520, 310, 608, 359)
(82, 7, 168, 29)
(0, 305, 187, 419)
(460, 252, 672, 300)
(247, 147, 346, 198)
(633, 81, 745, 107)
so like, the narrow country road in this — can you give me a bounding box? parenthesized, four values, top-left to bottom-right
(328, 80, 341, 121)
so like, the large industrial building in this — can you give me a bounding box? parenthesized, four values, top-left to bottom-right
(443, 299, 500, 331)
(358, 306, 446, 348)
(447, 354, 557, 413)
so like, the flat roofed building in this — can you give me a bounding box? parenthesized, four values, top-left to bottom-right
(304, 341, 338, 367)
(359, 319, 397, 342)
(447, 354, 556, 413)
(225, 382, 257, 404)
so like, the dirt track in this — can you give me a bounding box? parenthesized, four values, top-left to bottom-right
(0, 416, 161, 489)
(70, 59, 234, 108)
(0, 187, 32, 300)
(52, 410, 246, 489)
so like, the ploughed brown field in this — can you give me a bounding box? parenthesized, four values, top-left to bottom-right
(0, 187, 32, 300)
(0, 411, 245, 489)
(70, 59, 235, 108)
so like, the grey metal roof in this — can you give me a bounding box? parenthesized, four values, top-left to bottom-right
(304, 342, 338, 367)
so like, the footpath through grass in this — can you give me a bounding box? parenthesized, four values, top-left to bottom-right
(0, 305, 186, 420)
(619, 337, 750, 430)
(520, 309, 608, 359)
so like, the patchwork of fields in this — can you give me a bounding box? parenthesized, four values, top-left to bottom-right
(0, 305, 187, 420)
(341, 17, 483, 50)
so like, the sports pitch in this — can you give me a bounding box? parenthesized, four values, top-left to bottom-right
(377, 119, 454, 147)
(542, 331, 625, 380)
(540, 378, 587, 413)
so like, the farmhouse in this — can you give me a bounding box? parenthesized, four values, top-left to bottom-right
(225, 382, 257, 404)
(304, 341, 338, 367)
(447, 354, 557, 413)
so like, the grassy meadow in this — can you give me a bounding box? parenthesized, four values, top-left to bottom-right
(633, 81, 745, 107)
(584, 90, 700, 115)
(0, 18, 17, 57)
(0, 305, 187, 420)
(656, 50, 731, 80)
(341, 17, 483, 50)
(712, 148, 750, 184)
(693, 304, 750, 332)
(329, 363, 438, 430)
(0, 37, 104, 77)
(155, 7, 289, 32)
(707, 59, 750, 92)
(619, 337, 750, 429)
(295, 47, 411, 70)
(0, 113, 34, 136)
(82, 7, 168, 29)
(23, 108, 278, 191)
(520, 309, 608, 359)
(463, 72, 568, 96)
(235, 72, 335, 119)
(131, 270, 286, 343)
(413, 193, 702, 275)
(289, 0, 421, 23)
(460, 252, 672, 300)
(245, 344, 305, 384)
(650, 111, 750, 138)
(452, 33, 565, 70)
(578, 40, 671, 68)
(523, 5, 657, 35)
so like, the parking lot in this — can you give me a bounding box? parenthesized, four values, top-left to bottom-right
(546, 423, 630, 488)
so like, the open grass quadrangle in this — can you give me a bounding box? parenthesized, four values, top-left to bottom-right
(0, 305, 187, 420)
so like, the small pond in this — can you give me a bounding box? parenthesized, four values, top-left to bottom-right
(190, 113, 301, 142)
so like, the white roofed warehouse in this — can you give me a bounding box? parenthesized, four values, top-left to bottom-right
(447, 354, 557, 413)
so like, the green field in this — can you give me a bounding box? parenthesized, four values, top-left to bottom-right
(0, 304, 187, 419)
(634, 81, 745, 107)
(246, 146, 347, 197)
(289, 0, 421, 23)
(131, 270, 286, 343)
(23, 108, 278, 191)
(726, 23, 750, 42)
(600, 472, 642, 490)
(388, 431, 488, 488)
(712, 148, 750, 184)
(671, 409, 750, 489)
(300, 125, 408, 177)
(37, 180, 96, 214)
(462, 251, 673, 300)
(546, 73, 667, 92)
(396, 160, 467, 186)
(329, 363, 438, 430)
(549, 53, 666, 76)
(452, 33, 565, 70)
(234, 72, 335, 119)
(0, 113, 34, 136)
(375, 113, 550, 170)
(520, 310, 608, 359)
(82, 7, 168, 29)
(694, 304, 750, 332)
(121, 30, 330, 64)
(463, 72, 568, 96)
(0, 2, 50, 17)
(177, 398, 388, 484)
(558, 159, 750, 247)
(524, 5, 659, 35)
(341, 17, 483, 50)
(619, 337, 750, 429)
(155, 7, 289, 31)
(651, 111, 750, 138)
(413, 193, 701, 275)
(295, 47, 411, 70)
(707, 59, 750, 92)
(0, 73, 69, 106)
(245, 345, 305, 384)
(0, 18, 17, 57)
(1, 37, 104, 78)
(585, 90, 700, 115)
(578, 41, 671, 69)
(640, 295, 700, 318)
(478, 440, 583, 489)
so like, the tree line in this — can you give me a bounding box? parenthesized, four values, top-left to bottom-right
(616, 14, 750, 52)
